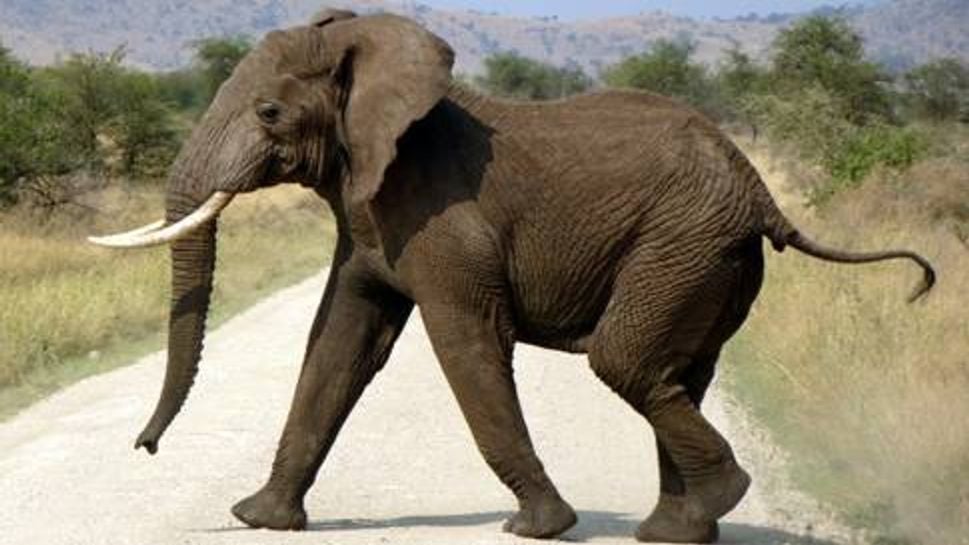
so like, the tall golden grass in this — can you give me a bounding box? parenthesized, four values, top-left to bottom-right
(0, 184, 334, 417)
(727, 133, 968, 544)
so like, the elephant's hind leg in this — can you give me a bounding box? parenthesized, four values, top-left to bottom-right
(421, 300, 577, 539)
(639, 354, 721, 544)
(641, 242, 764, 543)
(588, 246, 758, 543)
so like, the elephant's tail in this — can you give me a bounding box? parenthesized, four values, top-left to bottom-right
(759, 192, 936, 303)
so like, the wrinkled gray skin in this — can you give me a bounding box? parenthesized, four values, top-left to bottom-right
(130, 11, 935, 544)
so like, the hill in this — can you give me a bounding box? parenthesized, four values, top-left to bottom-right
(0, 0, 966, 74)
(851, 0, 969, 69)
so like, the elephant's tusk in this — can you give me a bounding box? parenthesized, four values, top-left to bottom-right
(88, 192, 234, 249)
(93, 219, 167, 240)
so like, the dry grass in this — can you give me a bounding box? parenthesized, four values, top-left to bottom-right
(0, 184, 334, 417)
(726, 135, 969, 544)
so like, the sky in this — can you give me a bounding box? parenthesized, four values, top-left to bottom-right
(413, 0, 884, 20)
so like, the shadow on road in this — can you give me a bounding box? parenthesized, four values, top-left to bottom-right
(202, 510, 840, 544)
(306, 510, 511, 531)
(567, 512, 840, 544)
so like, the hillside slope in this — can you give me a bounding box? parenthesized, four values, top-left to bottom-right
(852, 0, 969, 68)
(1, 0, 966, 74)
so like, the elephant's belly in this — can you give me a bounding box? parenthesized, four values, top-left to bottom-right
(508, 255, 617, 355)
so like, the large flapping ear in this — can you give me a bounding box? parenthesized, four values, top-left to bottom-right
(321, 14, 455, 247)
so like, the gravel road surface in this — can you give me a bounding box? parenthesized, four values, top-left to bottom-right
(0, 273, 851, 545)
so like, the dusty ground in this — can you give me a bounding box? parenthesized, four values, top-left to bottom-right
(0, 271, 855, 545)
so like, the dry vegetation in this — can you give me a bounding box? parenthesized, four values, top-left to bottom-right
(728, 130, 968, 544)
(0, 184, 334, 418)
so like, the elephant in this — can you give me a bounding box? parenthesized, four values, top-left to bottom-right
(90, 10, 935, 544)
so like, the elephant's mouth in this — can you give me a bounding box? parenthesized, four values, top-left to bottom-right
(88, 191, 235, 249)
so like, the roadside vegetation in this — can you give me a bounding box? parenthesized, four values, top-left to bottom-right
(729, 131, 968, 545)
(0, 37, 333, 417)
(1, 14, 966, 543)
(717, 21, 967, 545)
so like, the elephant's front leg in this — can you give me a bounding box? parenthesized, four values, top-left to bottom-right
(232, 261, 412, 530)
(421, 302, 577, 539)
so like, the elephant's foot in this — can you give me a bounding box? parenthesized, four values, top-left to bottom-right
(684, 459, 751, 522)
(502, 493, 577, 539)
(231, 487, 307, 531)
(636, 494, 718, 544)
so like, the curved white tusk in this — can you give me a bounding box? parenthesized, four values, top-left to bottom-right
(88, 192, 234, 249)
(98, 219, 167, 239)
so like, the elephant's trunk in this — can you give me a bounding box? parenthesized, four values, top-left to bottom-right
(135, 191, 218, 455)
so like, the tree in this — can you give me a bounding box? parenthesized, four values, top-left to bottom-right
(604, 40, 696, 96)
(0, 44, 35, 204)
(192, 36, 252, 106)
(0, 44, 76, 206)
(36, 47, 131, 170)
(0, 42, 30, 95)
(38, 47, 181, 178)
(1, 42, 185, 207)
(904, 58, 969, 123)
(602, 39, 718, 117)
(112, 71, 181, 178)
(718, 48, 767, 106)
(715, 47, 769, 131)
(771, 16, 892, 124)
(155, 68, 206, 113)
(475, 52, 592, 100)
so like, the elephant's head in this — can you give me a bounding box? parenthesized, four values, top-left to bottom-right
(89, 11, 454, 454)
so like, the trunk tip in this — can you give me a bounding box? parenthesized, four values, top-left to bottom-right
(135, 431, 160, 455)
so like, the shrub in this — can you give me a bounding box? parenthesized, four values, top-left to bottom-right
(191, 36, 252, 107)
(716, 47, 769, 128)
(770, 15, 893, 125)
(824, 125, 926, 186)
(38, 47, 181, 179)
(475, 52, 592, 100)
(903, 58, 969, 123)
(723, 139, 969, 543)
(602, 39, 720, 117)
(0, 45, 79, 207)
(745, 86, 927, 205)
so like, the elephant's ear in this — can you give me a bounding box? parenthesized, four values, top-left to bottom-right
(323, 15, 455, 246)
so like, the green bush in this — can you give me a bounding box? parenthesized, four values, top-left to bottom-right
(770, 15, 893, 125)
(0, 44, 78, 206)
(109, 70, 181, 178)
(829, 126, 926, 182)
(745, 86, 927, 205)
(475, 52, 592, 100)
(746, 85, 852, 159)
(0, 44, 189, 207)
(811, 125, 926, 204)
(602, 39, 721, 118)
(903, 58, 969, 123)
(191, 36, 252, 107)
(716, 47, 769, 126)
(37, 47, 182, 179)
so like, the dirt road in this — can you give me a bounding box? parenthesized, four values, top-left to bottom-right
(0, 273, 849, 545)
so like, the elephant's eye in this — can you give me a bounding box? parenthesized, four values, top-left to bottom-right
(256, 101, 282, 125)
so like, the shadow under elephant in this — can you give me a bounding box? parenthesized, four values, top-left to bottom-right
(201, 509, 843, 544)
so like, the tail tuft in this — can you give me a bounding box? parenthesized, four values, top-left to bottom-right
(786, 232, 937, 304)
(905, 255, 936, 304)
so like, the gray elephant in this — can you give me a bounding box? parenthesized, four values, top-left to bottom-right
(90, 11, 935, 544)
